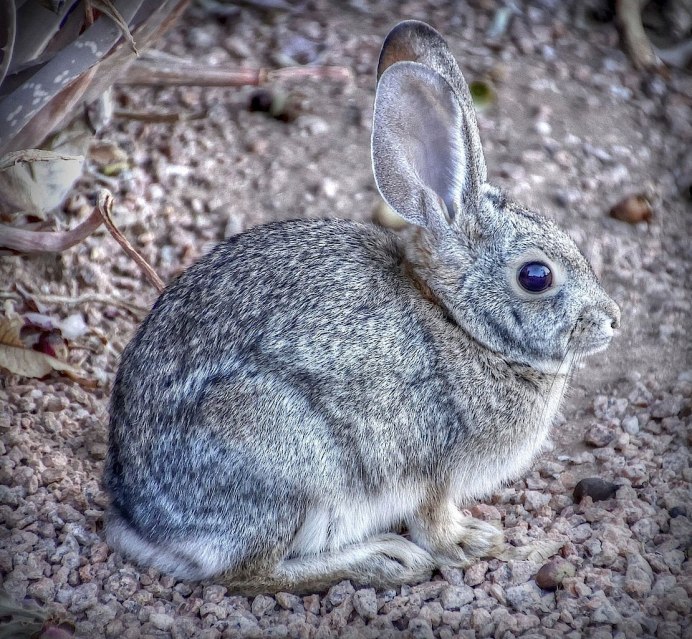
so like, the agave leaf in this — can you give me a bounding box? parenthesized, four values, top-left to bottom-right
(0, 0, 191, 156)
(10, 0, 76, 74)
(0, 0, 146, 156)
(0, 0, 16, 87)
(92, 0, 139, 54)
(38, 0, 69, 11)
(40, 1, 86, 61)
(0, 149, 84, 216)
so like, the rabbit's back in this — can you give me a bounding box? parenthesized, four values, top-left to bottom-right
(109, 218, 435, 433)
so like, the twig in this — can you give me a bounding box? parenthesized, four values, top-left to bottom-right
(0, 207, 103, 253)
(0, 290, 149, 317)
(113, 108, 208, 123)
(96, 190, 165, 293)
(117, 60, 353, 87)
(616, 0, 661, 70)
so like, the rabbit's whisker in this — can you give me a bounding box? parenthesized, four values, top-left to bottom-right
(533, 324, 579, 436)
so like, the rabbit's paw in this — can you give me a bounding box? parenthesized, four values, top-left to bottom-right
(364, 533, 436, 584)
(452, 516, 504, 560)
(410, 505, 505, 567)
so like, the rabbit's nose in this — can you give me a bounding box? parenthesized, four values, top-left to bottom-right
(608, 303, 621, 330)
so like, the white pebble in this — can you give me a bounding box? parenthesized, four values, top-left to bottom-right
(534, 121, 552, 136)
(622, 415, 640, 435)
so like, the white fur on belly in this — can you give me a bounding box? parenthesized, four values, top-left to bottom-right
(288, 481, 425, 557)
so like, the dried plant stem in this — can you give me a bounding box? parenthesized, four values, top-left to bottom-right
(0, 291, 149, 317)
(118, 61, 353, 87)
(113, 109, 207, 123)
(616, 0, 660, 70)
(0, 207, 104, 253)
(96, 190, 165, 293)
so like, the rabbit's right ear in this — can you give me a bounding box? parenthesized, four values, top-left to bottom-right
(372, 21, 487, 233)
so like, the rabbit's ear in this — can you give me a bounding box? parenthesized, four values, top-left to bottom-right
(372, 61, 469, 232)
(374, 21, 486, 225)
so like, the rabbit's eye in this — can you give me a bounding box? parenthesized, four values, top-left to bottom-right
(518, 262, 553, 293)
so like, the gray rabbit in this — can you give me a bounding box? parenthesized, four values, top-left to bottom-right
(104, 20, 620, 593)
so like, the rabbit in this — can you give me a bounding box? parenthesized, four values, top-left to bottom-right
(104, 20, 621, 594)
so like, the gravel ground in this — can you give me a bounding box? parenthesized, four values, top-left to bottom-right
(1, 1, 691, 638)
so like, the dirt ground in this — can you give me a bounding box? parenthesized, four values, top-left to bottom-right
(1, 1, 690, 638)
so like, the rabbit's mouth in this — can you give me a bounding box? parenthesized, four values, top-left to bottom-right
(579, 338, 613, 356)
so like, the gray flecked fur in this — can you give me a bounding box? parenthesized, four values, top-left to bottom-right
(104, 20, 620, 594)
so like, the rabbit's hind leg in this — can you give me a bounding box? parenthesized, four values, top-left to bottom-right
(224, 533, 435, 595)
(408, 498, 504, 568)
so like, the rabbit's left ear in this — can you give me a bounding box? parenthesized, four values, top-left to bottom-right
(372, 61, 466, 233)
(372, 21, 487, 231)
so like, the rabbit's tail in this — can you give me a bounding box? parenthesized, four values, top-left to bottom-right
(104, 507, 231, 580)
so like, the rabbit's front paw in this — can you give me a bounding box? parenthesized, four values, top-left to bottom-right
(451, 516, 504, 560)
(409, 502, 505, 567)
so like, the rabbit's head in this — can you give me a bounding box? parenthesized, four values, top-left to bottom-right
(372, 21, 620, 374)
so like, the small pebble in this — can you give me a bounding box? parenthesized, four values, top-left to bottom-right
(622, 415, 640, 435)
(352, 588, 377, 619)
(534, 121, 552, 136)
(275, 591, 302, 611)
(464, 561, 489, 587)
(251, 595, 275, 618)
(326, 580, 354, 607)
(573, 478, 619, 502)
(584, 423, 615, 447)
(149, 612, 175, 631)
(535, 558, 576, 591)
(440, 585, 474, 610)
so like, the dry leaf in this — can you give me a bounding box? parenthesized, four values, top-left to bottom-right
(0, 149, 84, 217)
(0, 316, 92, 386)
(88, 140, 128, 168)
(24, 312, 89, 341)
(609, 194, 653, 224)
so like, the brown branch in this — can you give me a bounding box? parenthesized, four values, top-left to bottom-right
(0, 207, 104, 253)
(616, 0, 661, 70)
(117, 61, 353, 87)
(96, 190, 165, 293)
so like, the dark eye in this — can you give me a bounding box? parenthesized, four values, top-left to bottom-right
(518, 262, 553, 293)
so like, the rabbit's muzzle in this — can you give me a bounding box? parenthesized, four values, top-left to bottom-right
(575, 299, 621, 355)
